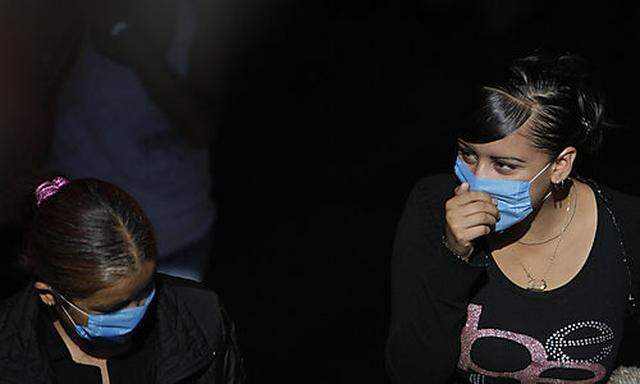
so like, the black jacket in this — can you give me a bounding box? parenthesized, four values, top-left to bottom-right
(0, 273, 245, 384)
(385, 174, 640, 384)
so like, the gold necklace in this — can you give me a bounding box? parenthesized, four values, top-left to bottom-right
(516, 235, 563, 291)
(517, 182, 576, 246)
(513, 183, 578, 292)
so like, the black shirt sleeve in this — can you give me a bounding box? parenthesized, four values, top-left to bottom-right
(385, 175, 487, 384)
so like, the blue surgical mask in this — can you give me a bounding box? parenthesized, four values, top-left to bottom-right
(454, 157, 552, 232)
(56, 286, 156, 344)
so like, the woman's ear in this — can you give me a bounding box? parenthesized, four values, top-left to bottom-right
(34, 281, 56, 307)
(551, 147, 577, 183)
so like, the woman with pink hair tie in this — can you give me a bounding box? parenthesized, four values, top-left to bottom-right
(0, 176, 245, 384)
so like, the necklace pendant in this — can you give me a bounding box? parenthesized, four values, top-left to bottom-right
(527, 278, 547, 292)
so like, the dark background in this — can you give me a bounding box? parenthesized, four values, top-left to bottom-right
(2, 1, 640, 383)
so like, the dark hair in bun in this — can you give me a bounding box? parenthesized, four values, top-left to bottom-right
(458, 53, 609, 172)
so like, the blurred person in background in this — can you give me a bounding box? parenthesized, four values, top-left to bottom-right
(0, 176, 244, 383)
(47, 0, 239, 282)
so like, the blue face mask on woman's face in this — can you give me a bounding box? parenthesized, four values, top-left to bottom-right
(56, 286, 156, 344)
(454, 157, 552, 233)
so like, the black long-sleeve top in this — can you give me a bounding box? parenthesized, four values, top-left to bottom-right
(385, 173, 640, 384)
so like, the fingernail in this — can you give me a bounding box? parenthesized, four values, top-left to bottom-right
(492, 198, 497, 205)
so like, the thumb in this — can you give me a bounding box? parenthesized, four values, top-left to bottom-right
(455, 182, 469, 196)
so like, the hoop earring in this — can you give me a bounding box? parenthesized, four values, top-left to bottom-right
(551, 178, 567, 207)
(552, 179, 563, 191)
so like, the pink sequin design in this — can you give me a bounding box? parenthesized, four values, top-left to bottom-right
(35, 177, 70, 207)
(458, 303, 607, 383)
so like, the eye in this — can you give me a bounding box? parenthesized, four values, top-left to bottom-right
(494, 161, 517, 173)
(457, 148, 477, 163)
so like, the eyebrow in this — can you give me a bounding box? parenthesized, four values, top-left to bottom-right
(457, 141, 527, 164)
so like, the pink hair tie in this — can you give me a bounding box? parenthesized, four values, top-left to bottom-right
(35, 177, 70, 207)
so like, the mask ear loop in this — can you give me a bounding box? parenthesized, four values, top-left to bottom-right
(58, 300, 83, 329)
(530, 162, 554, 203)
(531, 161, 553, 183)
(50, 289, 89, 328)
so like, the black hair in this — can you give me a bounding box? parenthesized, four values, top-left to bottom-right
(23, 178, 157, 299)
(458, 53, 608, 170)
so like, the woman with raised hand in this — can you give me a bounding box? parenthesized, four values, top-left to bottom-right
(386, 54, 640, 383)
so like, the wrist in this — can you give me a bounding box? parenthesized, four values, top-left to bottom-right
(442, 234, 474, 262)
